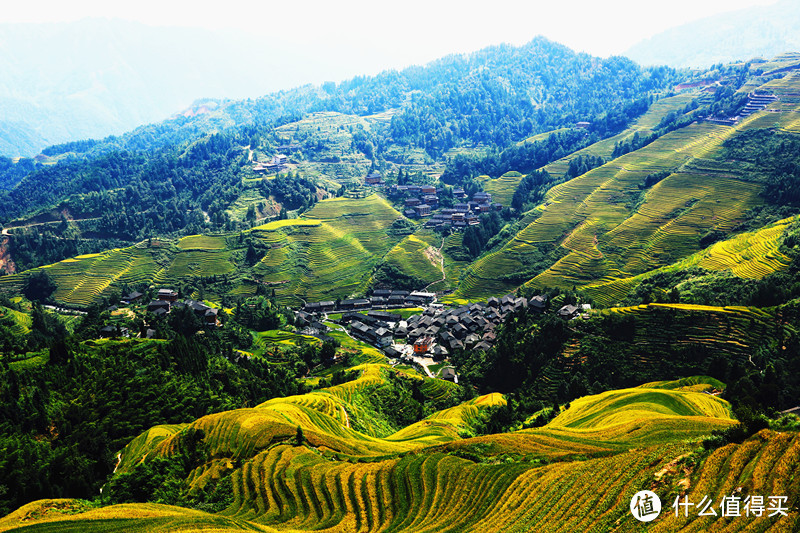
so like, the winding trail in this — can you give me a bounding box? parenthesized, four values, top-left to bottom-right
(423, 236, 447, 291)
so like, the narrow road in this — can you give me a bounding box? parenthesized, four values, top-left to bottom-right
(1, 217, 102, 237)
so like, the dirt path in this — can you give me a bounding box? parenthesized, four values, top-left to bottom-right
(423, 236, 446, 291)
(0, 235, 16, 274)
(1, 217, 102, 237)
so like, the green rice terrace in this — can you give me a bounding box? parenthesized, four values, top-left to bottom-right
(1, 366, 796, 533)
(456, 75, 800, 300)
(3, 46, 800, 533)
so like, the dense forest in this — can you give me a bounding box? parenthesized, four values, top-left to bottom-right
(0, 294, 316, 516)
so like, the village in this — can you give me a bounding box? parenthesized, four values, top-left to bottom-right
(252, 152, 505, 230)
(297, 290, 591, 381)
(95, 288, 222, 339)
(366, 170, 504, 229)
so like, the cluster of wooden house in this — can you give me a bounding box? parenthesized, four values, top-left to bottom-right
(300, 290, 437, 315)
(301, 293, 546, 360)
(386, 294, 544, 357)
(383, 181, 502, 225)
(139, 288, 220, 326)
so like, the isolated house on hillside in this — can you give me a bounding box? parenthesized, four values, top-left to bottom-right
(440, 366, 457, 382)
(365, 171, 384, 185)
(122, 291, 143, 303)
(557, 304, 579, 319)
(157, 289, 178, 302)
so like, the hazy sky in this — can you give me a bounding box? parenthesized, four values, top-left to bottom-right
(2, 0, 781, 84)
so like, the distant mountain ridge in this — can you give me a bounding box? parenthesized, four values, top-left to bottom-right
(0, 18, 296, 157)
(625, 0, 800, 67)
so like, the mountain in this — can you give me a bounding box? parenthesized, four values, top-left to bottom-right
(625, 0, 800, 67)
(0, 37, 670, 232)
(1, 35, 800, 532)
(0, 18, 315, 157)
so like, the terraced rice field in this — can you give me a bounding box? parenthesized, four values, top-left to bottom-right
(0, 239, 232, 307)
(547, 387, 733, 430)
(0, 500, 281, 532)
(274, 112, 374, 182)
(591, 303, 782, 363)
(582, 216, 797, 306)
(7, 428, 798, 532)
(37, 247, 160, 307)
(0, 193, 409, 305)
(0, 305, 31, 337)
(163, 249, 236, 278)
(254, 330, 321, 350)
(456, 111, 769, 300)
(9, 372, 794, 533)
(544, 93, 698, 176)
(479, 171, 523, 206)
(251, 195, 404, 304)
(177, 235, 228, 250)
(382, 234, 442, 286)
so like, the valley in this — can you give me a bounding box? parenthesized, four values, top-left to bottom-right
(0, 35, 799, 532)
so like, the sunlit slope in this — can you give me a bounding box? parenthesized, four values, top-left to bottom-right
(119, 375, 737, 533)
(251, 194, 404, 304)
(7, 432, 798, 531)
(0, 500, 280, 532)
(380, 233, 443, 287)
(590, 303, 781, 365)
(116, 365, 501, 472)
(456, 75, 800, 300)
(0, 195, 404, 307)
(476, 94, 701, 208)
(457, 121, 758, 299)
(479, 171, 524, 207)
(582, 216, 797, 306)
(0, 305, 31, 336)
(548, 387, 733, 430)
(0, 239, 234, 307)
(435, 378, 734, 461)
(544, 92, 699, 176)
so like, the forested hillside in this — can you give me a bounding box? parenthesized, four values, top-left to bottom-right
(1, 36, 800, 533)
